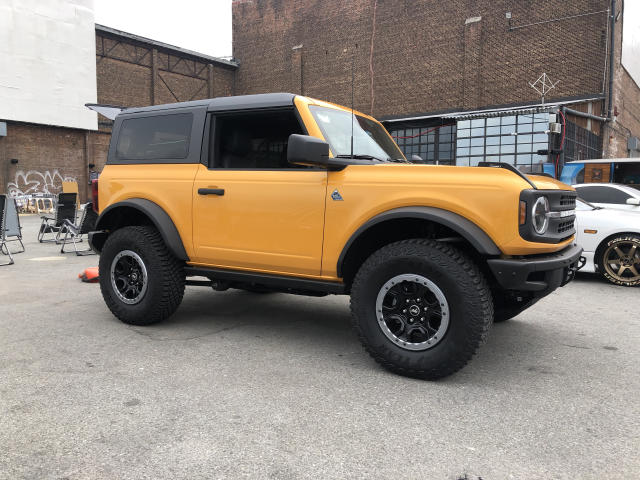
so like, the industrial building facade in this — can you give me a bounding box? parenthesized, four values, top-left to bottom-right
(232, 0, 640, 177)
(1, 0, 639, 200)
(0, 14, 237, 201)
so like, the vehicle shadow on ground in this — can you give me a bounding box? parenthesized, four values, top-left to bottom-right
(124, 288, 354, 347)
(456, 319, 571, 384)
(575, 272, 605, 284)
(574, 271, 639, 288)
(116, 286, 576, 383)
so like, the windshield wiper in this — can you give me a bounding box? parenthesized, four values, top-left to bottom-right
(335, 154, 388, 162)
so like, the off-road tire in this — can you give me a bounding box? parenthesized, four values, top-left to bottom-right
(350, 239, 493, 380)
(99, 226, 185, 325)
(597, 234, 640, 287)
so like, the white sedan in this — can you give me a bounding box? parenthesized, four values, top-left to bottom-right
(574, 183, 640, 212)
(575, 198, 640, 286)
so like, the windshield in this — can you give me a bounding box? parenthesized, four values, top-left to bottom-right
(309, 106, 404, 161)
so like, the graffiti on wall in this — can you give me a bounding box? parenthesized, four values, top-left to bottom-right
(7, 170, 77, 196)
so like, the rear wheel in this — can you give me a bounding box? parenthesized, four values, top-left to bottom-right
(99, 226, 185, 325)
(598, 234, 640, 287)
(350, 239, 493, 380)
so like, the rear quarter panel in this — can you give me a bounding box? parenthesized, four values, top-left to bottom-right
(98, 164, 199, 258)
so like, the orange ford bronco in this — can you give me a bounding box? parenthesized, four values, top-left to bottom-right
(89, 93, 582, 379)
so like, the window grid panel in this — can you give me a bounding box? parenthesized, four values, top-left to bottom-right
(454, 114, 552, 168)
(390, 125, 456, 165)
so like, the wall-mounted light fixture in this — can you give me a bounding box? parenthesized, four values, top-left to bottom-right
(10, 158, 18, 164)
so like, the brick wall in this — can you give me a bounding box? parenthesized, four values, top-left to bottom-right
(95, 30, 236, 108)
(90, 29, 237, 183)
(602, 2, 640, 158)
(233, 0, 610, 118)
(0, 28, 237, 200)
(3, 2, 636, 200)
(0, 123, 112, 202)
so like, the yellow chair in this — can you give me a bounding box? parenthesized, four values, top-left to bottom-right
(62, 181, 80, 208)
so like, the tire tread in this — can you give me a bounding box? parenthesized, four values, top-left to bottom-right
(350, 239, 493, 379)
(99, 226, 185, 325)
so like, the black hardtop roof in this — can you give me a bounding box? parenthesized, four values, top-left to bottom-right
(121, 93, 297, 115)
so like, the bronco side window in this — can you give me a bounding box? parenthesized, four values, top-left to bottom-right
(211, 110, 305, 169)
(116, 113, 193, 161)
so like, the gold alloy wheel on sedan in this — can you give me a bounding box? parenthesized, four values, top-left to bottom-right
(602, 237, 640, 285)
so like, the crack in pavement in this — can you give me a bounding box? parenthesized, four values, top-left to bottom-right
(127, 321, 255, 341)
(561, 343, 591, 350)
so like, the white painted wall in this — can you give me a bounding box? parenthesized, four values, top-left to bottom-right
(622, 1, 640, 89)
(0, 0, 98, 130)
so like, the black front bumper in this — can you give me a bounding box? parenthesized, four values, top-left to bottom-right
(487, 244, 583, 294)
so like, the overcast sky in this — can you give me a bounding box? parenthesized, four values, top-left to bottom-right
(94, 0, 232, 58)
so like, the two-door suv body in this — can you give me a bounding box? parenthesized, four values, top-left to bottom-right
(90, 93, 582, 379)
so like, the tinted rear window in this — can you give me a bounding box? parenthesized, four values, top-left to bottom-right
(116, 113, 193, 160)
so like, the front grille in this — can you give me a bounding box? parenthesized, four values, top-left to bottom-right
(560, 195, 576, 207)
(557, 220, 575, 234)
(549, 192, 577, 211)
(520, 189, 577, 243)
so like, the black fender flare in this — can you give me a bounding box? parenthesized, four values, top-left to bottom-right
(94, 198, 189, 261)
(337, 206, 502, 277)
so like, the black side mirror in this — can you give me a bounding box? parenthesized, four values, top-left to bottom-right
(288, 134, 329, 167)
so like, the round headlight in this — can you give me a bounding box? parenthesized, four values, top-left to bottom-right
(532, 196, 550, 234)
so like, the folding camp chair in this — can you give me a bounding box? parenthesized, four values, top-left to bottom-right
(1, 194, 25, 253)
(60, 202, 98, 255)
(38, 192, 77, 243)
(0, 195, 10, 265)
(1, 195, 24, 266)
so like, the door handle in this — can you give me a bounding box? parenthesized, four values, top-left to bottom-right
(198, 188, 225, 196)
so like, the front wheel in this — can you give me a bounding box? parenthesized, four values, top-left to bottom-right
(350, 239, 493, 380)
(99, 226, 185, 325)
(598, 234, 640, 287)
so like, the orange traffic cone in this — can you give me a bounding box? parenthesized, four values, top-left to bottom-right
(79, 267, 99, 283)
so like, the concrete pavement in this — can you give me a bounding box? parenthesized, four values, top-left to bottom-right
(1, 215, 639, 479)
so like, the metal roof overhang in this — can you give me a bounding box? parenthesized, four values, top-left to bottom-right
(566, 158, 640, 164)
(383, 96, 604, 123)
(95, 24, 238, 69)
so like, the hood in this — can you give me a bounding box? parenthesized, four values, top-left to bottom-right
(528, 175, 574, 191)
(589, 205, 640, 224)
